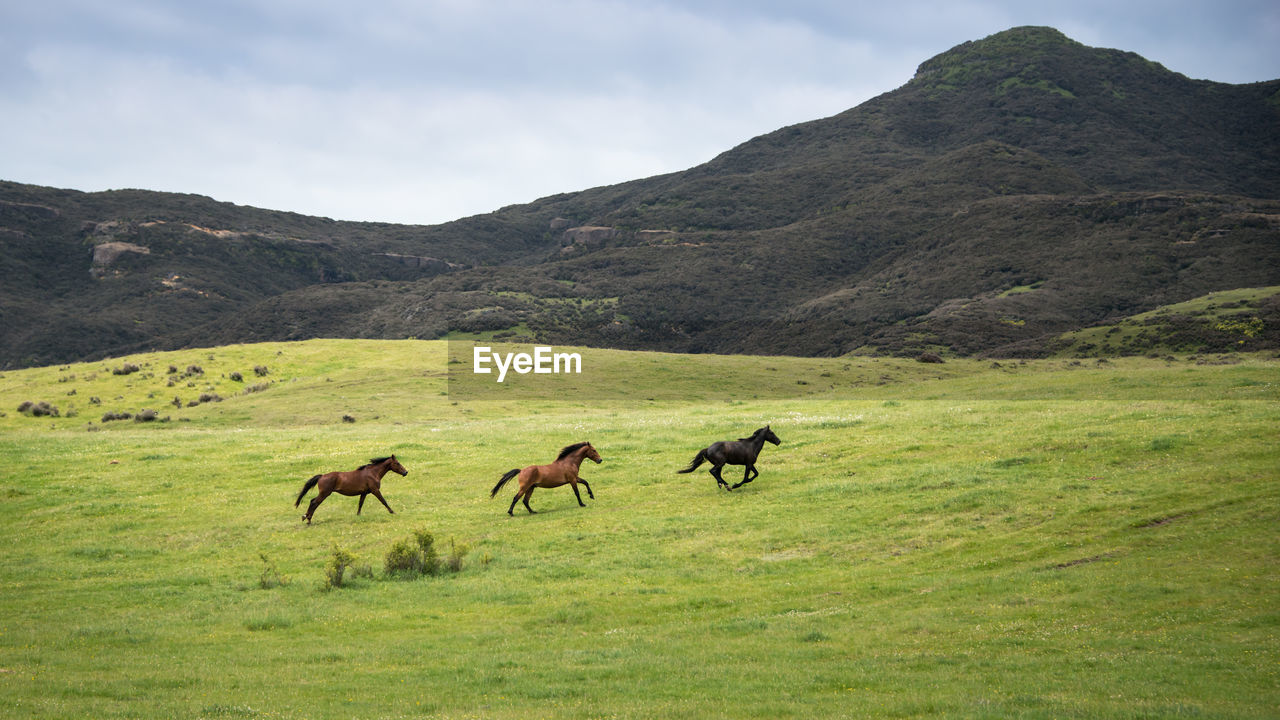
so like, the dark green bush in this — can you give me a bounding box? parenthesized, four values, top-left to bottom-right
(383, 540, 423, 578)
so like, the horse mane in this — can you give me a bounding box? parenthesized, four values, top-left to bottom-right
(359, 456, 392, 470)
(556, 442, 590, 460)
(738, 427, 768, 442)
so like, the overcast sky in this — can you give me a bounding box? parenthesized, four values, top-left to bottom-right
(2, 1, 1276, 225)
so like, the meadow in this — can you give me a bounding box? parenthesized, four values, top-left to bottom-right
(0, 340, 1276, 719)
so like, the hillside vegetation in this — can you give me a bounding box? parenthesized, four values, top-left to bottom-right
(3, 26, 1279, 368)
(0, 340, 1277, 718)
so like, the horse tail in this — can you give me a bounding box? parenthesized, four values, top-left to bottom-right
(295, 475, 321, 507)
(491, 469, 520, 498)
(677, 449, 708, 473)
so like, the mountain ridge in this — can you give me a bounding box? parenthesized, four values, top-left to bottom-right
(2, 26, 1278, 368)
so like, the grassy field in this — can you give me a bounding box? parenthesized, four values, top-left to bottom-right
(0, 340, 1276, 719)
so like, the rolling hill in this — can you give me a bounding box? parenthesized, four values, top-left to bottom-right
(0, 339, 1276, 717)
(2, 26, 1278, 368)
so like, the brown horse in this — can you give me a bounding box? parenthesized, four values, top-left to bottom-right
(677, 425, 781, 490)
(295, 455, 408, 524)
(490, 442, 602, 515)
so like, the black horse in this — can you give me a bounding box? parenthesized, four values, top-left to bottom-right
(677, 425, 781, 490)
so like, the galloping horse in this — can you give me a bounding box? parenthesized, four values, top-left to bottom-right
(490, 442, 602, 515)
(295, 455, 408, 524)
(677, 426, 781, 490)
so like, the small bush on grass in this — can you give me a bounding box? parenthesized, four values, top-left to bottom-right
(112, 363, 140, 376)
(258, 553, 288, 590)
(18, 401, 60, 417)
(446, 540, 469, 573)
(321, 547, 371, 591)
(381, 530, 469, 580)
(384, 540, 424, 578)
(384, 530, 442, 579)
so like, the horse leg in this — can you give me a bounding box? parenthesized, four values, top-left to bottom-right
(732, 464, 758, 490)
(357, 493, 367, 515)
(304, 489, 331, 524)
(522, 486, 537, 514)
(577, 479, 594, 500)
(709, 464, 730, 490)
(506, 489, 522, 516)
(570, 481, 586, 507)
(370, 488, 394, 514)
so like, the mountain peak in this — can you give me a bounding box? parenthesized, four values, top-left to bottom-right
(913, 26, 1084, 87)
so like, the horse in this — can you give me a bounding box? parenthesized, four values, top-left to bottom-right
(295, 455, 408, 524)
(490, 442, 603, 515)
(677, 425, 781, 490)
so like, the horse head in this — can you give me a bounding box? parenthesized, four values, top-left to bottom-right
(761, 425, 782, 445)
(387, 455, 409, 476)
(584, 443, 603, 464)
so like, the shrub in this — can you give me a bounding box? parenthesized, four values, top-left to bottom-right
(381, 527, 448, 576)
(445, 540, 469, 573)
(134, 408, 158, 422)
(198, 392, 223, 403)
(18, 401, 60, 416)
(323, 546, 358, 590)
(384, 540, 423, 578)
(243, 382, 270, 394)
(384, 530, 441, 579)
(229, 371, 243, 382)
(112, 363, 141, 375)
(101, 411, 132, 422)
(168, 365, 179, 374)
(342, 414, 356, 423)
(22, 401, 59, 417)
(186, 365, 204, 375)
(254, 365, 270, 377)
(258, 553, 288, 589)
(418, 531, 441, 575)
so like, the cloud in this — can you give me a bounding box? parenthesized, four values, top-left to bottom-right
(3, 1, 902, 224)
(1, 1, 1276, 224)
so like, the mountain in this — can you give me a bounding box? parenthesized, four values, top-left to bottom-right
(2, 26, 1278, 368)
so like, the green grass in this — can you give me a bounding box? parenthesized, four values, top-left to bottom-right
(1, 341, 1277, 718)
(1053, 286, 1279, 357)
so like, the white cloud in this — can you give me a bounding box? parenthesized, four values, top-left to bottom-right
(1, 1, 1275, 224)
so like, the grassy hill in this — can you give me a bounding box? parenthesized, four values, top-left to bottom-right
(3, 26, 1279, 368)
(1, 340, 1276, 718)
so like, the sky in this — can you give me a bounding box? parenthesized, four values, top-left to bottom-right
(2, 1, 1277, 226)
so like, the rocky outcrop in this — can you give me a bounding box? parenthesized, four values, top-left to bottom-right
(91, 241, 150, 266)
(562, 226, 617, 246)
